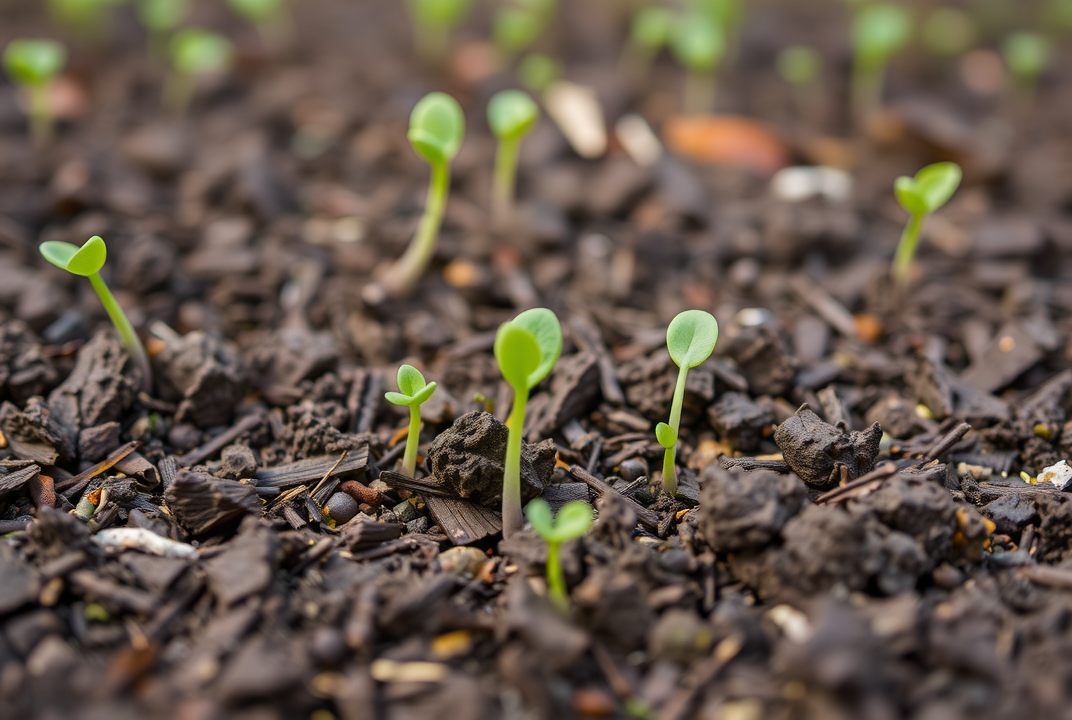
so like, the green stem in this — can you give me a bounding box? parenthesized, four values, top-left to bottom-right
(88, 273, 152, 394)
(27, 83, 53, 148)
(383, 161, 450, 294)
(662, 445, 677, 496)
(502, 387, 529, 538)
(851, 56, 884, 132)
(492, 137, 520, 228)
(546, 540, 568, 613)
(684, 68, 715, 115)
(403, 405, 421, 477)
(663, 365, 688, 496)
(892, 211, 925, 287)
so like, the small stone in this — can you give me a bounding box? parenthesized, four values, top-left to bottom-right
(218, 444, 258, 480)
(406, 516, 430, 534)
(325, 493, 359, 525)
(1040, 460, 1072, 491)
(773, 405, 882, 489)
(393, 499, 418, 524)
(618, 458, 648, 485)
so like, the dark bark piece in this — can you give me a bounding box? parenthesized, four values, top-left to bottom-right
(155, 331, 245, 429)
(908, 353, 955, 420)
(698, 466, 808, 553)
(960, 322, 1044, 394)
(0, 321, 57, 405)
(721, 324, 797, 396)
(540, 483, 591, 512)
(164, 470, 262, 536)
(47, 332, 139, 430)
(338, 515, 404, 551)
(253, 448, 368, 489)
(708, 392, 774, 452)
(0, 464, 40, 498)
(619, 352, 714, 423)
(528, 352, 601, 439)
(570, 316, 625, 406)
(113, 452, 159, 487)
(77, 422, 120, 463)
(981, 494, 1038, 535)
(0, 397, 74, 463)
(720, 457, 792, 473)
(216, 634, 308, 703)
(425, 495, 502, 545)
(68, 570, 157, 614)
(204, 519, 277, 607)
(568, 465, 659, 531)
(119, 552, 189, 595)
(774, 404, 882, 489)
(246, 327, 338, 390)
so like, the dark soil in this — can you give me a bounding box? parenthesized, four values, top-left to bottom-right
(2, 1, 1072, 719)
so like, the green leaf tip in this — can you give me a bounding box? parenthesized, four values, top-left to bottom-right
(40, 235, 107, 276)
(511, 308, 562, 388)
(227, 0, 284, 22)
(656, 422, 677, 449)
(3, 39, 66, 87)
(631, 7, 676, 50)
(172, 28, 234, 76)
(671, 15, 724, 72)
(406, 0, 474, 27)
(488, 90, 539, 142)
(495, 322, 541, 391)
(895, 162, 962, 216)
(667, 310, 718, 369)
(526, 498, 594, 542)
(386, 364, 437, 407)
(408, 92, 465, 166)
(852, 3, 911, 63)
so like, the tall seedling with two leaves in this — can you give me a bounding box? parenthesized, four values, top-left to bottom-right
(656, 310, 718, 495)
(891, 162, 961, 287)
(2, 39, 66, 147)
(385, 364, 438, 478)
(487, 89, 539, 227)
(495, 308, 562, 538)
(526, 498, 593, 613)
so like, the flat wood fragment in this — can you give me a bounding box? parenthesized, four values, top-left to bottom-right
(425, 496, 502, 546)
(254, 447, 369, 489)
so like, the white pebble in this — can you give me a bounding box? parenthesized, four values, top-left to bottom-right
(544, 81, 607, 159)
(615, 114, 662, 167)
(94, 528, 199, 559)
(1040, 460, 1072, 491)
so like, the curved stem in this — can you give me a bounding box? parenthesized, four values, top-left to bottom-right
(88, 273, 152, 394)
(663, 365, 688, 496)
(546, 541, 568, 613)
(383, 161, 450, 295)
(492, 137, 520, 228)
(662, 445, 677, 496)
(502, 386, 529, 538)
(892, 212, 926, 287)
(403, 405, 421, 477)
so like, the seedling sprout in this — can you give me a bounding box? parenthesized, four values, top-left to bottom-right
(525, 498, 593, 613)
(625, 6, 676, 80)
(850, 3, 911, 129)
(137, 0, 190, 62)
(39, 236, 152, 393)
(227, 0, 290, 51)
(517, 53, 561, 94)
(2, 39, 66, 147)
(405, 0, 474, 65)
(385, 364, 438, 478)
(891, 161, 962, 287)
(776, 45, 821, 119)
(660, 310, 718, 495)
(494, 6, 545, 61)
(487, 89, 539, 226)
(671, 15, 725, 114)
(495, 308, 562, 538)
(1002, 32, 1050, 99)
(379, 92, 465, 296)
(165, 29, 235, 113)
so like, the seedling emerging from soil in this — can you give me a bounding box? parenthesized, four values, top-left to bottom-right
(488, 89, 539, 226)
(777, 45, 821, 119)
(626, 6, 676, 79)
(671, 15, 725, 114)
(518, 53, 561, 94)
(525, 498, 593, 613)
(2, 39, 66, 146)
(406, 0, 474, 65)
(227, 0, 290, 51)
(39, 236, 152, 393)
(891, 161, 962, 287)
(385, 364, 438, 478)
(850, 3, 911, 129)
(1002, 32, 1050, 100)
(660, 310, 718, 495)
(166, 29, 234, 113)
(494, 6, 545, 61)
(495, 308, 562, 538)
(379, 92, 465, 295)
(137, 0, 190, 62)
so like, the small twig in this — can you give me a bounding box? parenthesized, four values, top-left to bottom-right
(815, 464, 898, 505)
(57, 441, 139, 498)
(356, 372, 383, 435)
(1017, 565, 1072, 590)
(921, 422, 971, 461)
(177, 414, 264, 467)
(311, 450, 349, 499)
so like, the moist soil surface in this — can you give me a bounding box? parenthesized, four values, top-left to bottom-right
(2, 1, 1072, 719)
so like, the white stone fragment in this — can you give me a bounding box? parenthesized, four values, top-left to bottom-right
(766, 604, 813, 643)
(770, 166, 853, 203)
(544, 81, 607, 159)
(1040, 460, 1072, 491)
(615, 113, 662, 167)
(93, 528, 199, 559)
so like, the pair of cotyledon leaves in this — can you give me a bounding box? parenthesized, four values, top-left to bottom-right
(385, 364, 437, 407)
(655, 309, 719, 449)
(526, 498, 593, 543)
(852, 4, 911, 63)
(894, 162, 962, 217)
(494, 308, 562, 394)
(40, 235, 107, 276)
(3, 39, 66, 86)
(487, 90, 539, 142)
(409, 92, 466, 167)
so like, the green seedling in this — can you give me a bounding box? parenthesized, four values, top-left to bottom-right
(625, 6, 676, 80)
(891, 161, 962, 287)
(494, 6, 545, 60)
(850, 3, 911, 129)
(922, 8, 977, 58)
(517, 52, 561, 94)
(776, 45, 821, 119)
(380, 92, 465, 296)
(47, 0, 125, 42)
(137, 0, 190, 63)
(1002, 32, 1051, 99)
(690, 0, 744, 64)
(495, 308, 562, 538)
(165, 29, 234, 113)
(39, 236, 151, 393)
(1049, 0, 1072, 31)
(488, 89, 539, 226)
(227, 0, 290, 51)
(2, 39, 66, 147)
(659, 310, 718, 495)
(525, 498, 593, 613)
(671, 15, 725, 114)
(385, 364, 438, 478)
(406, 0, 474, 65)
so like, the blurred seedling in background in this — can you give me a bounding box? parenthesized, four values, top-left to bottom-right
(922, 7, 978, 58)
(850, 3, 911, 131)
(405, 0, 474, 66)
(378, 92, 465, 296)
(624, 6, 675, 82)
(487, 89, 539, 227)
(525, 498, 593, 613)
(690, 0, 744, 64)
(137, 0, 190, 63)
(165, 29, 234, 113)
(494, 0, 556, 63)
(227, 0, 291, 52)
(385, 364, 438, 478)
(47, 0, 124, 43)
(39, 236, 152, 393)
(495, 308, 562, 538)
(671, 14, 724, 114)
(1002, 32, 1050, 102)
(658, 310, 718, 495)
(3, 39, 66, 147)
(517, 52, 561, 94)
(776, 45, 821, 121)
(891, 162, 962, 287)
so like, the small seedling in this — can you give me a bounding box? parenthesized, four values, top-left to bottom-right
(671, 15, 725, 114)
(379, 92, 465, 296)
(39, 236, 152, 393)
(2, 39, 66, 147)
(776, 45, 821, 119)
(406, 0, 474, 65)
(689, 0, 744, 64)
(165, 29, 234, 113)
(525, 498, 593, 613)
(137, 0, 190, 62)
(1002, 32, 1050, 100)
(385, 364, 438, 478)
(850, 3, 911, 129)
(494, 6, 545, 61)
(495, 308, 562, 538)
(659, 310, 718, 495)
(47, 0, 124, 42)
(891, 161, 962, 287)
(517, 52, 561, 94)
(488, 89, 539, 226)
(625, 6, 676, 80)
(921, 8, 977, 58)
(227, 0, 290, 51)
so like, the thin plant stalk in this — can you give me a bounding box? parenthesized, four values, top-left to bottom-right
(892, 211, 924, 287)
(502, 387, 528, 537)
(662, 364, 688, 494)
(684, 69, 714, 115)
(492, 135, 520, 227)
(546, 540, 566, 611)
(403, 406, 421, 477)
(389, 161, 450, 292)
(88, 272, 152, 393)
(27, 83, 52, 147)
(851, 60, 882, 130)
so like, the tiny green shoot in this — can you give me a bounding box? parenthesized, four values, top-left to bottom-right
(525, 498, 593, 613)
(850, 3, 911, 130)
(517, 52, 561, 94)
(385, 364, 438, 478)
(625, 6, 676, 81)
(488, 89, 539, 227)
(137, 0, 190, 63)
(405, 0, 474, 65)
(891, 161, 962, 287)
(776, 45, 821, 119)
(165, 29, 235, 113)
(660, 310, 718, 495)
(380, 92, 465, 296)
(39, 236, 152, 393)
(921, 8, 978, 58)
(227, 0, 290, 51)
(494, 6, 546, 61)
(495, 308, 562, 538)
(671, 15, 725, 115)
(2, 39, 66, 147)
(1002, 32, 1051, 100)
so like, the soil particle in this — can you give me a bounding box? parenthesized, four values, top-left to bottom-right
(774, 405, 882, 489)
(851, 472, 963, 559)
(980, 493, 1038, 535)
(77, 421, 121, 463)
(155, 331, 245, 429)
(47, 332, 140, 431)
(217, 444, 258, 480)
(865, 393, 934, 439)
(164, 470, 262, 536)
(503, 577, 588, 671)
(427, 411, 556, 506)
(721, 324, 797, 397)
(205, 519, 278, 607)
(698, 467, 808, 553)
(216, 632, 310, 704)
(0, 321, 57, 404)
(708, 392, 775, 452)
(1034, 493, 1072, 563)
(527, 352, 601, 438)
(246, 327, 339, 390)
(0, 397, 75, 464)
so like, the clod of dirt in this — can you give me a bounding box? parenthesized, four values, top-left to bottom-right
(0, 398, 75, 464)
(246, 327, 338, 390)
(76, 422, 120, 463)
(708, 392, 775, 452)
(774, 404, 882, 489)
(527, 352, 601, 438)
(154, 331, 245, 429)
(698, 466, 808, 553)
(427, 411, 556, 507)
(0, 321, 57, 405)
(721, 324, 797, 397)
(217, 444, 258, 480)
(164, 470, 262, 536)
(47, 332, 140, 432)
(865, 393, 932, 439)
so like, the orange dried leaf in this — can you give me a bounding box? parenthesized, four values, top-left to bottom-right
(664, 115, 789, 175)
